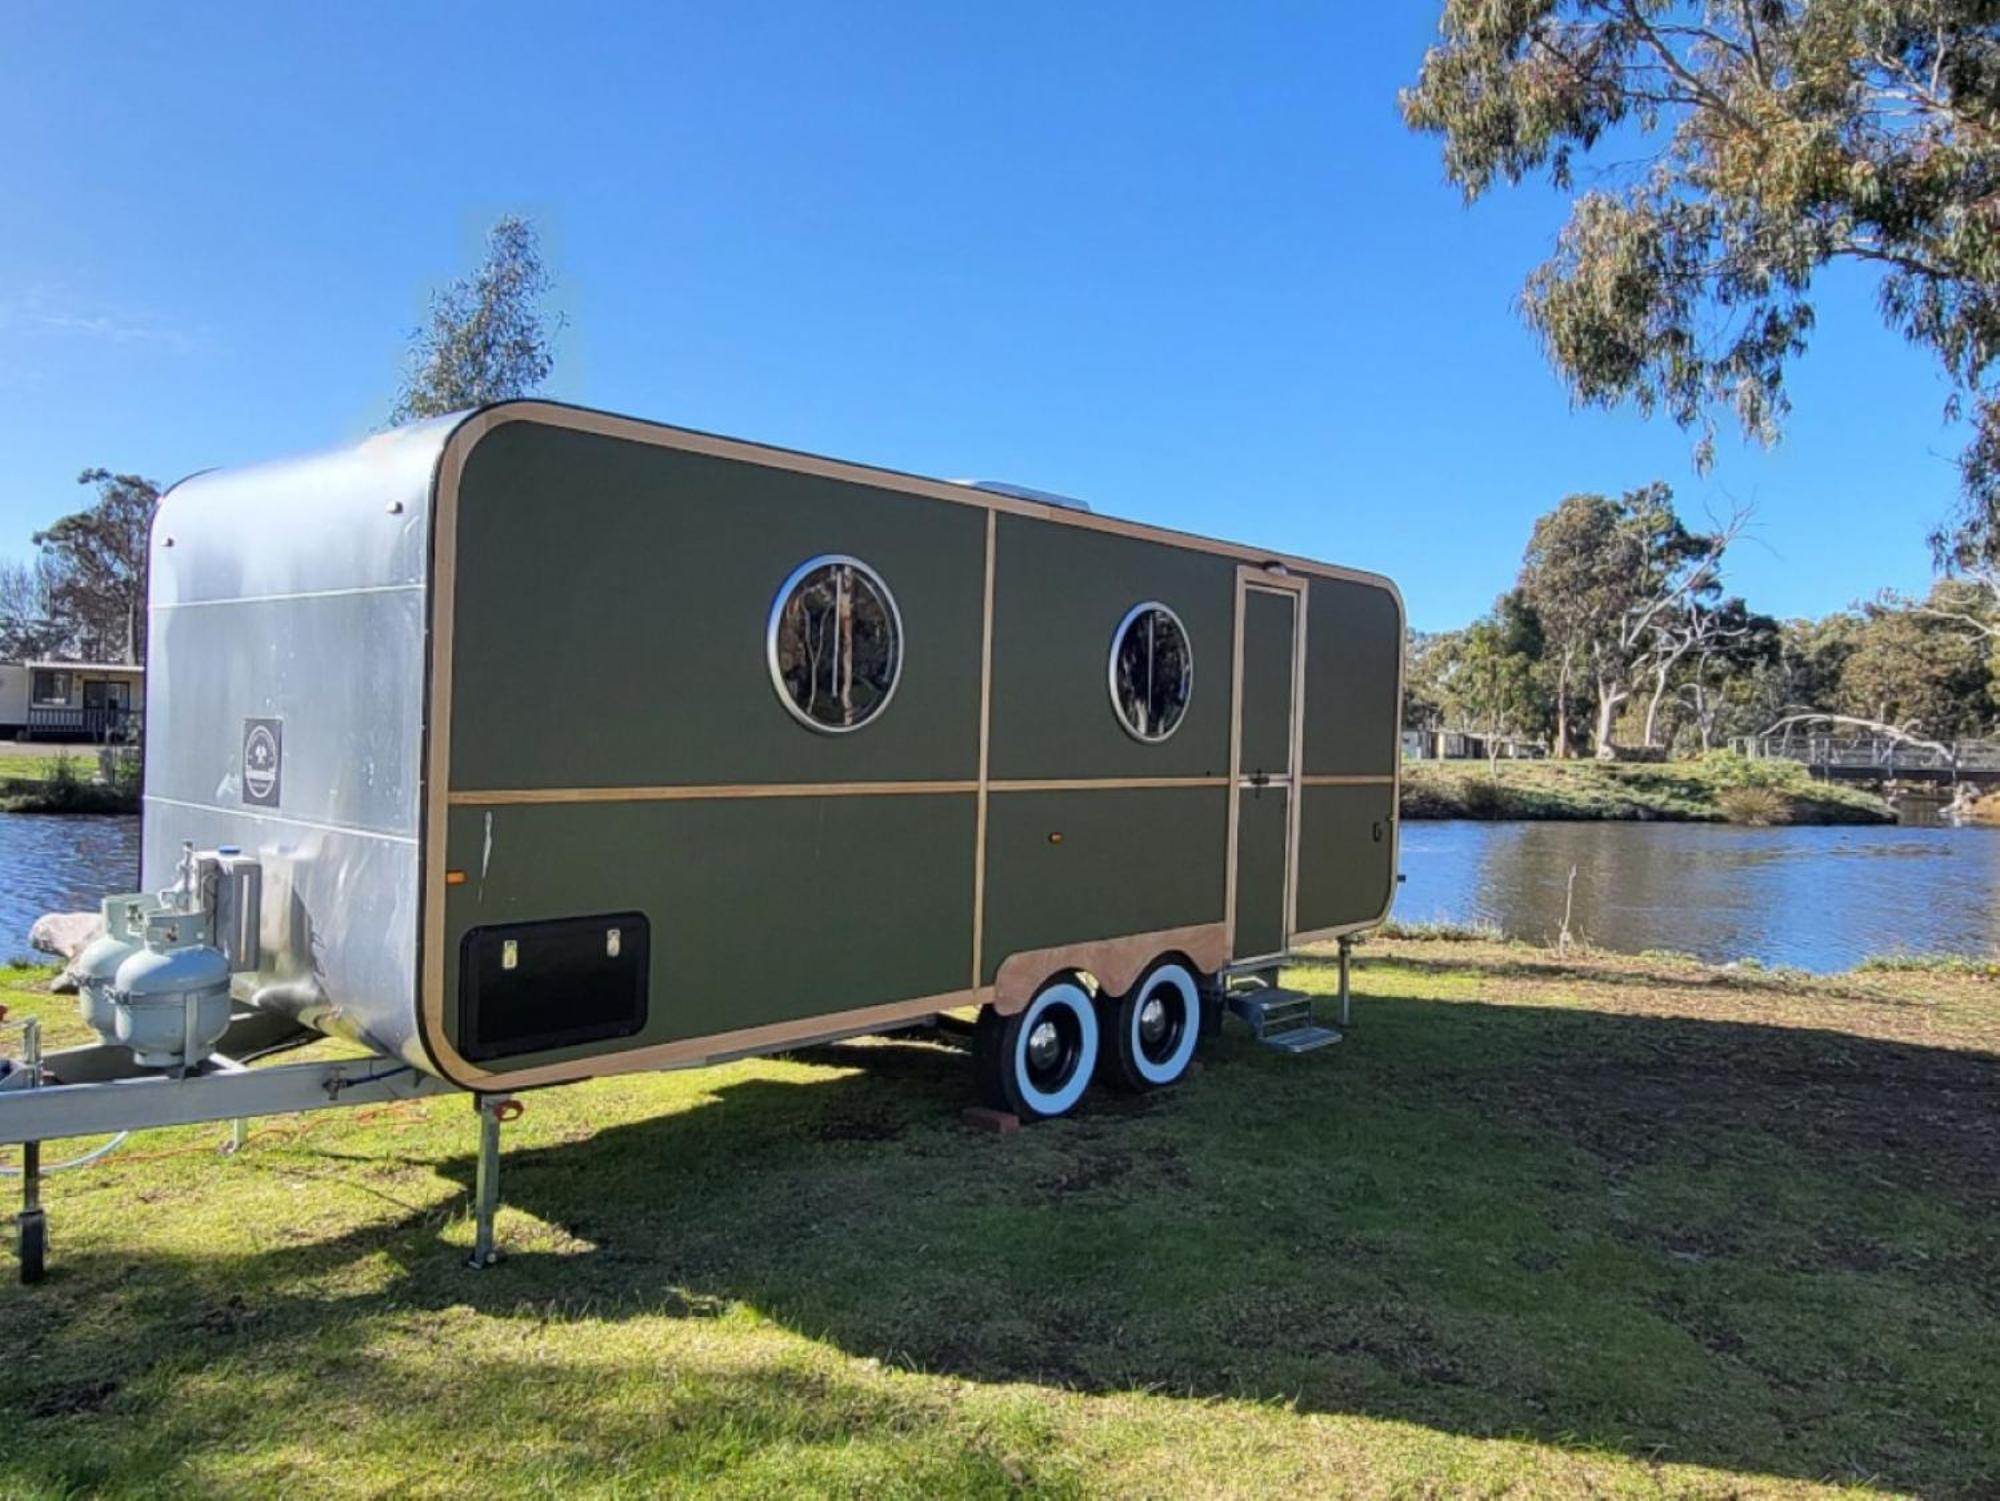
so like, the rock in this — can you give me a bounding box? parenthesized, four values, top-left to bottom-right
(30, 910, 102, 962)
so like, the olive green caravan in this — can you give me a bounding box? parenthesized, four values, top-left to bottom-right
(140, 402, 1402, 1096)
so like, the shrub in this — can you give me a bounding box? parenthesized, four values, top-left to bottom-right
(1716, 784, 1789, 825)
(1697, 748, 1810, 790)
(1380, 918, 1506, 943)
(1858, 952, 2000, 979)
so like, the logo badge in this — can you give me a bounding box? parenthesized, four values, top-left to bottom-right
(242, 718, 282, 807)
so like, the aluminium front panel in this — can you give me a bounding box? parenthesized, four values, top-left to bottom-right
(142, 417, 456, 1069)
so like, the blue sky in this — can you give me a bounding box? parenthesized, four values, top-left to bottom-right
(0, 3, 1968, 632)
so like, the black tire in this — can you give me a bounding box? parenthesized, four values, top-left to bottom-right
(971, 977, 1100, 1120)
(1094, 960, 1202, 1092)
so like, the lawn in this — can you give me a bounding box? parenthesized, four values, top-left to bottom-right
(0, 748, 139, 814)
(0, 939, 1995, 1497)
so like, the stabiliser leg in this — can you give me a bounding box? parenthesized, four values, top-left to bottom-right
(468, 1093, 517, 1269)
(16, 1139, 44, 1285)
(1338, 936, 1353, 1030)
(11, 1017, 46, 1285)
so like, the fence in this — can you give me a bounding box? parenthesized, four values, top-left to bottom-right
(1735, 734, 2000, 775)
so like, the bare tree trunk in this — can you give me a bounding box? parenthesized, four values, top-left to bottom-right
(1592, 678, 1629, 760)
(1643, 660, 1672, 749)
(1693, 683, 1715, 753)
(1552, 655, 1573, 760)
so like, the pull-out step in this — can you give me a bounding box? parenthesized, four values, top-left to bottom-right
(1223, 982, 1343, 1053)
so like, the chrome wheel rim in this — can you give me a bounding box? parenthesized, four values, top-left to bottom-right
(1135, 988, 1187, 1066)
(1022, 1008, 1083, 1092)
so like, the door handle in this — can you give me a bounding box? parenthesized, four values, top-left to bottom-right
(1248, 771, 1272, 789)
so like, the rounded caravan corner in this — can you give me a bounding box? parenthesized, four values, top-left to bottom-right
(1287, 563, 1405, 953)
(146, 466, 219, 547)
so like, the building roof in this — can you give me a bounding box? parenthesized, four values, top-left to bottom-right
(23, 660, 146, 674)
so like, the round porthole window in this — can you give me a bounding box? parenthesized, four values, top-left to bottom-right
(768, 555, 904, 733)
(1109, 602, 1193, 742)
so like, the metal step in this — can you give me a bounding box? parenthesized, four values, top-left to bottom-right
(1224, 985, 1343, 1052)
(1261, 1023, 1344, 1053)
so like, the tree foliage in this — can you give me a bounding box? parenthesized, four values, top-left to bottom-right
(1419, 482, 2000, 755)
(2, 469, 159, 664)
(1835, 580, 1994, 732)
(1402, 2, 2000, 567)
(1517, 482, 1733, 754)
(392, 216, 559, 424)
(1454, 604, 1549, 767)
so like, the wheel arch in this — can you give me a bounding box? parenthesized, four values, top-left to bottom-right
(988, 922, 1229, 1015)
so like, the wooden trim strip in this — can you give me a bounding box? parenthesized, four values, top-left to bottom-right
(1223, 571, 1248, 953)
(988, 776, 1226, 794)
(446, 776, 1234, 807)
(1298, 774, 1397, 787)
(971, 508, 996, 989)
(447, 781, 978, 807)
(1287, 581, 1308, 949)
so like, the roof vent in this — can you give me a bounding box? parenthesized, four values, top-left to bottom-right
(952, 479, 1093, 514)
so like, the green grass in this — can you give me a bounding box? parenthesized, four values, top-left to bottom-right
(1401, 757, 1894, 825)
(1857, 952, 2000, 979)
(0, 750, 140, 814)
(1376, 917, 1508, 943)
(1, 943, 1996, 1497)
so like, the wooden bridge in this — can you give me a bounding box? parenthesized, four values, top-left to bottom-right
(1736, 735, 2000, 788)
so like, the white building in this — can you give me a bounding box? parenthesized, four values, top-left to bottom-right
(0, 660, 143, 740)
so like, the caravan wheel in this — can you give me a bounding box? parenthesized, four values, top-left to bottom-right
(1096, 961, 1201, 1091)
(972, 978, 1099, 1120)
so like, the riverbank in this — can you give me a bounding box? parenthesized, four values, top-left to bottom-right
(0, 753, 138, 815)
(1401, 756, 1894, 824)
(2, 938, 1996, 1495)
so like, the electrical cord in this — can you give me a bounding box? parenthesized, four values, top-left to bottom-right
(0, 1132, 130, 1176)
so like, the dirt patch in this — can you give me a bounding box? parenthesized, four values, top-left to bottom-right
(1472, 1047, 2000, 1211)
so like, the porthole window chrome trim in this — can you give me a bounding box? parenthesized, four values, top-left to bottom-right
(767, 553, 905, 734)
(1108, 601, 1194, 744)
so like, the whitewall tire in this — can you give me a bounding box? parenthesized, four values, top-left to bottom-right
(972, 978, 1100, 1120)
(1096, 961, 1201, 1091)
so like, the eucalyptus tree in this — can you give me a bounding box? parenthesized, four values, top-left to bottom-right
(4, 469, 161, 664)
(1451, 604, 1547, 770)
(392, 216, 559, 424)
(1518, 484, 1732, 757)
(1403, 2, 2000, 568)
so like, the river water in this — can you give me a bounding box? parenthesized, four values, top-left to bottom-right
(1396, 820, 2000, 972)
(0, 815, 139, 959)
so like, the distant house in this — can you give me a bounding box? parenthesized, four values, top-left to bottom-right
(1403, 728, 1547, 763)
(0, 660, 143, 741)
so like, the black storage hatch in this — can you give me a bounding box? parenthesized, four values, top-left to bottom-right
(459, 912, 650, 1062)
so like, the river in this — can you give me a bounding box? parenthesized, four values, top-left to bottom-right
(1396, 820, 2000, 972)
(0, 814, 139, 959)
